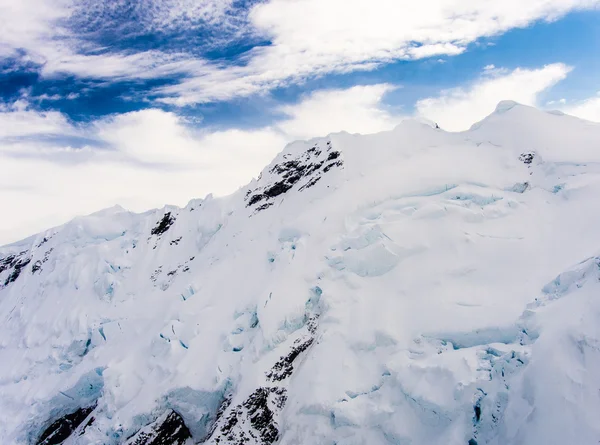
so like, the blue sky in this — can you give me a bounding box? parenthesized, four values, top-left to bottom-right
(0, 0, 599, 243)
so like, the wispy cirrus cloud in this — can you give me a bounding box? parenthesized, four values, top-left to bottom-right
(154, 0, 600, 104)
(1, 0, 599, 105)
(70, 0, 237, 35)
(0, 0, 243, 81)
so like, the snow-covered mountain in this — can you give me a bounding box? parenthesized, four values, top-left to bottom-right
(2, 101, 600, 445)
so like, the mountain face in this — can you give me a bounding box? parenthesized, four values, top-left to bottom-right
(2, 102, 600, 445)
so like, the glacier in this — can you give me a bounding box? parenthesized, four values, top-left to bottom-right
(2, 102, 600, 444)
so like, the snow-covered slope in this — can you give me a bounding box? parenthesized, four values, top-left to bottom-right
(2, 102, 600, 445)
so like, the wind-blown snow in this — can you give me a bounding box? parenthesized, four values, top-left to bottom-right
(2, 103, 600, 445)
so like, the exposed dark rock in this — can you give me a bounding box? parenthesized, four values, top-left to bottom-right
(0, 252, 23, 274)
(256, 203, 273, 212)
(1, 251, 31, 286)
(245, 142, 343, 213)
(306, 146, 321, 156)
(209, 311, 318, 443)
(214, 388, 287, 445)
(32, 260, 43, 274)
(36, 237, 50, 248)
(323, 161, 343, 173)
(207, 396, 233, 439)
(298, 176, 321, 191)
(266, 338, 314, 382)
(151, 213, 176, 236)
(5, 257, 31, 285)
(306, 315, 319, 335)
(244, 387, 287, 443)
(326, 151, 340, 161)
(37, 404, 96, 445)
(151, 257, 194, 289)
(125, 410, 191, 445)
(263, 180, 296, 199)
(217, 409, 239, 444)
(151, 267, 162, 283)
(170, 237, 182, 246)
(31, 248, 53, 275)
(248, 194, 265, 207)
(79, 416, 95, 436)
(519, 152, 535, 165)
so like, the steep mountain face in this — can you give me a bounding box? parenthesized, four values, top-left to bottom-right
(2, 102, 600, 445)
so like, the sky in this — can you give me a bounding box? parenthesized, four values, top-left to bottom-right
(0, 0, 600, 244)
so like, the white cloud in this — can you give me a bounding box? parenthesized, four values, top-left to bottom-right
(0, 0, 70, 60)
(0, 101, 76, 139)
(560, 94, 600, 123)
(250, 0, 600, 61)
(415, 63, 572, 131)
(93, 109, 207, 165)
(547, 98, 567, 106)
(0, 83, 404, 244)
(1, 0, 599, 104)
(156, 0, 600, 104)
(277, 84, 402, 140)
(0, 0, 230, 81)
(72, 0, 235, 33)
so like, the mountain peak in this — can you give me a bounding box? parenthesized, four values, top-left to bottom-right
(494, 99, 521, 113)
(89, 204, 129, 216)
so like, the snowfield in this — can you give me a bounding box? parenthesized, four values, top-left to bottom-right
(2, 101, 600, 445)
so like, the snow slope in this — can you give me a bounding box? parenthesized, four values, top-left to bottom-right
(2, 102, 600, 445)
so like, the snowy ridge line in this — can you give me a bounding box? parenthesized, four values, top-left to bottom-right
(2, 102, 600, 444)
